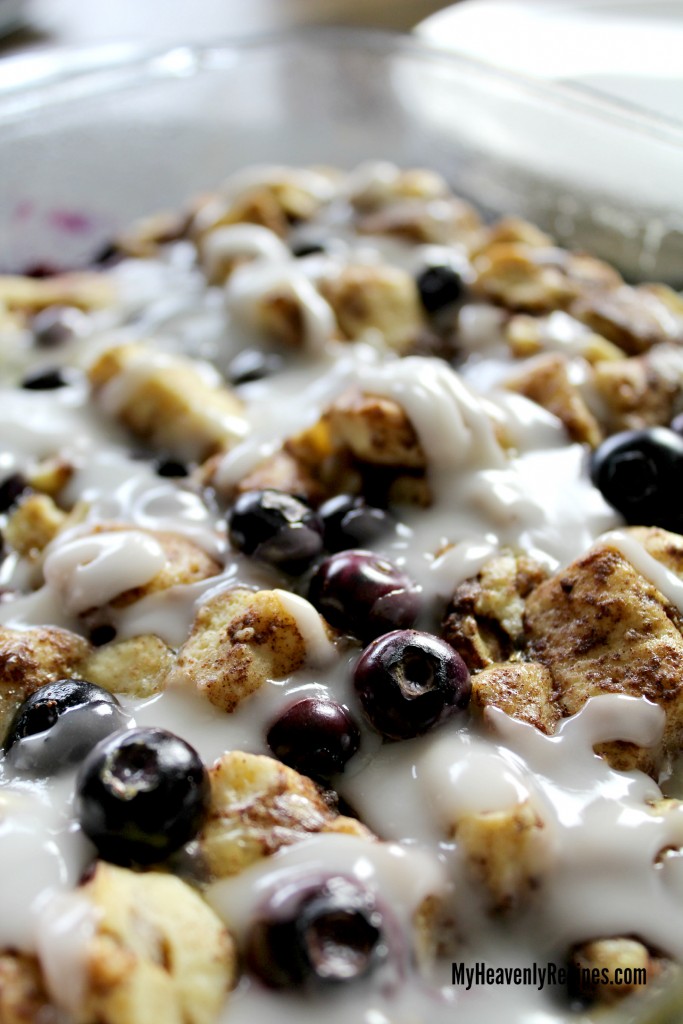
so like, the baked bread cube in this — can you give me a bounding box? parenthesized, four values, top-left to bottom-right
(319, 264, 425, 353)
(199, 750, 374, 878)
(76, 634, 174, 699)
(88, 343, 247, 461)
(453, 800, 550, 913)
(0, 625, 92, 742)
(505, 353, 603, 446)
(525, 528, 683, 772)
(442, 549, 548, 671)
(177, 587, 332, 713)
(0, 952, 53, 1024)
(79, 862, 235, 1024)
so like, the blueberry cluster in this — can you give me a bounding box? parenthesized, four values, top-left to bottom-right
(227, 489, 394, 574)
(231, 487, 472, 780)
(2, 680, 209, 866)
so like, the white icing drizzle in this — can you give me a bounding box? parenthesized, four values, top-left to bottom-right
(428, 539, 498, 599)
(201, 224, 290, 280)
(357, 356, 506, 473)
(0, 777, 92, 952)
(42, 529, 167, 614)
(344, 696, 683, 962)
(272, 589, 337, 667)
(226, 260, 337, 354)
(601, 528, 683, 612)
(34, 891, 96, 1019)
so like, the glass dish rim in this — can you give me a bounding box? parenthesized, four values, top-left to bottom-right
(0, 25, 682, 149)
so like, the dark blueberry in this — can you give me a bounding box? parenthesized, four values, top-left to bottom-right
(246, 876, 385, 988)
(590, 427, 683, 531)
(23, 263, 61, 278)
(21, 367, 68, 390)
(89, 624, 117, 647)
(353, 629, 470, 740)
(76, 727, 209, 866)
(32, 306, 86, 348)
(90, 241, 120, 266)
(156, 458, 189, 478)
(308, 550, 421, 642)
(228, 489, 324, 572)
(0, 473, 28, 513)
(291, 240, 326, 258)
(267, 697, 360, 778)
(416, 265, 464, 314)
(3, 679, 131, 774)
(319, 494, 392, 552)
(227, 348, 285, 386)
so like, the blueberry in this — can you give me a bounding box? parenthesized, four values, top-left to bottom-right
(319, 495, 392, 552)
(0, 473, 28, 513)
(90, 241, 120, 267)
(228, 489, 324, 572)
(89, 624, 117, 647)
(353, 629, 470, 740)
(291, 240, 326, 258)
(267, 697, 360, 778)
(416, 265, 464, 314)
(227, 348, 285, 386)
(155, 458, 189, 478)
(32, 306, 86, 348)
(590, 427, 683, 531)
(76, 727, 209, 866)
(246, 876, 386, 988)
(308, 550, 421, 642)
(21, 367, 68, 390)
(23, 263, 61, 278)
(3, 679, 131, 774)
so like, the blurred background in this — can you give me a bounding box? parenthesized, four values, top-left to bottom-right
(2, 0, 682, 131)
(0, 0, 453, 51)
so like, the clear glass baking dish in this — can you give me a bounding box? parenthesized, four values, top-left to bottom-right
(0, 28, 682, 283)
(1, 28, 683, 1024)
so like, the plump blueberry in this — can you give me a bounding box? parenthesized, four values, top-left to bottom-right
(21, 367, 69, 390)
(32, 305, 86, 348)
(590, 427, 683, 531)
(308, 550, 421, 642)
(0, 473, 28, 513)
(267, 697, 360, 778)
(416, 265, 464, 314)
(319, 494, 392, 553)
(227, 348, 285, 386)
(246, 876, 386, 988)
(76, 727, 209, 866)
(3, 679, 131, 774)
(228, 489, 324, 572)
(353, 629, 470, 740)
(155, 458, 189, 478)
